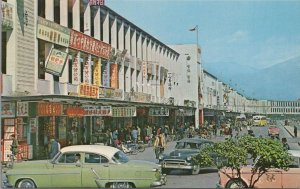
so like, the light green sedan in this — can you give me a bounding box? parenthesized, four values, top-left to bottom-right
(6, 145, 166, 188)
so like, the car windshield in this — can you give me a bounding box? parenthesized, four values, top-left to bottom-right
(112, 151, 129, 163)
(175, 142, 199, 149)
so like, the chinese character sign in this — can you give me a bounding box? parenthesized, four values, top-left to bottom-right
(78, 83, 99, 99)
(45, 48, 68, 76)
(83, 56, 91, 84)
(110, 64, 118, 89)
(89, 0, 105, 6)
(72, 52, 81, 84)
(102, 60, 110, 88)
(93, 59, 101, 86)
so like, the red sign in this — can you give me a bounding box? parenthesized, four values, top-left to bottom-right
(65, 107, 85, 117)
(89, 0, 105, 6)
(69, 30, 111, 59)
(78, 83, 99, 98)
(37, 102, 62, 116)
(110, 64, 118, 88)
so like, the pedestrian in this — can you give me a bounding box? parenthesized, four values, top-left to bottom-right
(112, 128, 118, 147)
(131, 127, 138, 143)
(49, 137, 59, 159)
(153, 133, 166, 160)
(294, 126, 298, 138)
(10, 134, 19, 157)
(281, 137, 290, 150)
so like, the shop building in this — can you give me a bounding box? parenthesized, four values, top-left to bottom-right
(1, 0, 198, 160)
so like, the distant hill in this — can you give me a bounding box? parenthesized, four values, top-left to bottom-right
(203, 56, 300, 101)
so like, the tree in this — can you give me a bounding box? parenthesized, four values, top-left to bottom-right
(192, 135, 292, 188)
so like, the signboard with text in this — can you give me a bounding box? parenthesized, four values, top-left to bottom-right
(110, 64, 118, 88)
(89, 0, 105, 6)
(37, 17, 70, 47)
(45, 48, 68, 76)
(149, 107, 169, 116)
(112, 107, 136, 117)
(69, 30, 111, 59)
(78, 83, 99, 99)
(93, 59, 101, 86)
(84, 106, 112, 116)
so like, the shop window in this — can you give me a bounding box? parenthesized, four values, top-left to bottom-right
(38, 0, 45, 18)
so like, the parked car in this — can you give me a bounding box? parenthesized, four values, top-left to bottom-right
(268, 125, 280, 137)
(5, 145, 166, 188)
(158, 137, 215, 175)
(217, 150, 300, 188)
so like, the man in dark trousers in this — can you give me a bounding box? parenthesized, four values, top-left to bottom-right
(294, 126, 298, 138)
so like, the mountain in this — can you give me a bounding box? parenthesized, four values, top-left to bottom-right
(203, 56, 300, 101)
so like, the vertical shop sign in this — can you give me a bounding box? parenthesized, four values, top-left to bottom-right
(102, 60, 110, 88)
(93, 59, 101, 86)
(167, 72, 172, 90)
(17, 102, 29, 117)
(142, 61, 147, 80)
(72, 52, 81, 84)
(83, 56, 91, 84)
(110, 64, 118, 88)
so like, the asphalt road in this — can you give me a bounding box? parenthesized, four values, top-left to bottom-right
(130, 123, 300, 188)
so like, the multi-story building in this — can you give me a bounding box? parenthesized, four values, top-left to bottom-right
(0, 0, 201, 160)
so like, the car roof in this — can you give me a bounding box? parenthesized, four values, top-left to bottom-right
(288, 150, 300, 158)
(60, 145, 119, 158)
(177, 137, 213, 143)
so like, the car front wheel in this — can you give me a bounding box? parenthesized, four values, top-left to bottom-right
(17, 179, 36, 188)
(226, 179, 247, 188)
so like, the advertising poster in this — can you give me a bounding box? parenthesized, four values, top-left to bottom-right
(45, 48, 68, 76)
(17, 102, 29, 117)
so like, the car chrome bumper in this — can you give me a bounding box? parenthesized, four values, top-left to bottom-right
(151, 174, 167, 187)
(162, 163, 194, 170)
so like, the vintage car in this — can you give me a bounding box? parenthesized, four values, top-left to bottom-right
(158, 137, 215, 175)
(268, 125, 280, 137)
(5, 145, 166, 188)
(217, 150, 300, 188)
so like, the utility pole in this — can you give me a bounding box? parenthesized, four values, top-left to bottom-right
(0, 0, 3, 186)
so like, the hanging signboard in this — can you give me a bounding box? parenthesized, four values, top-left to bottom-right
(93, 59, 101, 86)
(112, 107, 136, 117)
(84, 106, 112, 116)
(78, 83, 99, 99)
(69, 29, 111, 59)
(83, 56, 91, 84)
(37, 102, 62, 116)
(110, 64, 118, 88)
(72, 52, 81, 84)
(45, 48, 68, 77)
(17, 102, 29, 117)
(102, 60, 110, 87)
(37, 17, 70, 47)
(149, 107, 169, 116)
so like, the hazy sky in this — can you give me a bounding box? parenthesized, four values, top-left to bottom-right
(106, 0, 300, 69)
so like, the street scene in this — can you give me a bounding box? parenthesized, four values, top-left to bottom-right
(1, 0, 300, 188)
